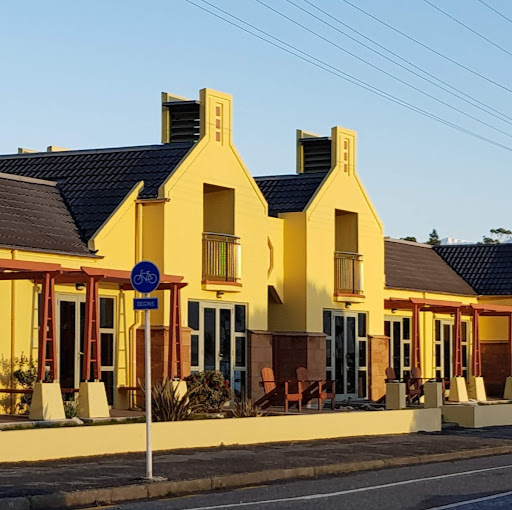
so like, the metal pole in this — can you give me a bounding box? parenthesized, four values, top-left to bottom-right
(144, 295, 153, 480)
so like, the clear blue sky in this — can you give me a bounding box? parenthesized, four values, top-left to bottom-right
(1, 0, 511, 242)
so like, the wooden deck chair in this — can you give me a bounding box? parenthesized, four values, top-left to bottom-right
(296, 367, 336, 410)
(254, 367, 303, 412)
(406, 367, 446, 404)
(385, 367, 400, 382)
(405, 367, 423, 404)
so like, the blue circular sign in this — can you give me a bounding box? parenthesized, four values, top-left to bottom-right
(130, 260, 161, 294)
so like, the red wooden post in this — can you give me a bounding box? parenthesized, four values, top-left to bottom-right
(412, 303, 421, 370)
(83, 276, 101, 381)
(169, 284, 182, 379)
(37, 272, 57, 381)
(472, 308, 481, 377)
(453, 307, 462, 377)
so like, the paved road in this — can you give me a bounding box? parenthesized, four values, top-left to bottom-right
(92, 454, 512, 510)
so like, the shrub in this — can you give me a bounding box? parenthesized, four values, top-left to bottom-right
(63, 400, 78, 419)
(12, 353, 38, 414)
(232, 395, 263, 418)
(143, 378, 197, 422)
(185, 371, 231, 412)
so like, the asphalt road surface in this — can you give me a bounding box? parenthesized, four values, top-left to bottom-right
(88, 454, 512, 510)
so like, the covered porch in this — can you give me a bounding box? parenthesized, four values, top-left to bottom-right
(384, 297, 512, 397)
(0, 259, 187, 418)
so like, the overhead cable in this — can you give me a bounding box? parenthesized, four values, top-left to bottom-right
(340, 0, 512, 95)
(185, 0, 512, 152)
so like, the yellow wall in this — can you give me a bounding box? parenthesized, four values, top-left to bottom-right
(159, 89, 271, 331)
(269, 126, 385, 337)
(0, 408, 441, 462)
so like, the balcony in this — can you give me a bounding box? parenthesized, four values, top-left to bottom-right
(334, 251, 364, 297)
(202, 233, 241, 286)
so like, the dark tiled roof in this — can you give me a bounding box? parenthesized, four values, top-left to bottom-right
(385, 239, 476, 295)
(435, 244, 512, 295)
(255, 172, 327, 216)
(0, 173, 90, 255)
(0, 143, 192, 241)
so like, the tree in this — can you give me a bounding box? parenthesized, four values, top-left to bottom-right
(426, 229, 441, 246)
(482, 227, 512, 244)
(401, 236, 417, 242)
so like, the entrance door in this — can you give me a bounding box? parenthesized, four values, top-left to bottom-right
(57, 296, 85, 397)
(188, 301, 248, 397)
(384, 317, 412, 379)
(434, 319, 453, 380)
(57, 295, 116, 404)
(325, 311, 367, 399)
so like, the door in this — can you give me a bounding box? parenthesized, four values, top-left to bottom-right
(434, 319, 453, 380)
(384, 316, 412, 379)
(325, 311, 368, 399)
(57, 295, 116, 405)
(188, 301, 248, 397)
(57, 295, 85, 398)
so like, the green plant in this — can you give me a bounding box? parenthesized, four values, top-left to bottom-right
(63, 400, 78, 419)
(142, 378, 198, 422)
(12, 353, 38, 414)
(185, 371, 231, 412)
(232, 395, 263, 418)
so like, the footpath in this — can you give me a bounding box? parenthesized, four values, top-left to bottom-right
(3, 426, 512, 509)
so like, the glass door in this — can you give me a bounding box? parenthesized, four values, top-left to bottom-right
(434, 319, 453, 381)
(384, 316, 412, 379)
(188, 301, 247, 397)
(325, 311, 367, 399)
(57, 295, 85, 397)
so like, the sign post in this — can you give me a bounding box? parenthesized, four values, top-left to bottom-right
(130, 260, 160, 480)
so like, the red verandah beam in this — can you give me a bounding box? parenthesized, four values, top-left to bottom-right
(83, 276, 101, 381)
(37, 272, 57, 381)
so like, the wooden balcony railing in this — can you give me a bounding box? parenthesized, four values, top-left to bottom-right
(202, 233, 241, 283)
(334, 251, 363, 296)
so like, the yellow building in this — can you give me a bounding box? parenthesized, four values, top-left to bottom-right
(0, 87, 511, 418)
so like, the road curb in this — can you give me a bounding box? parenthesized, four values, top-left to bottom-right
(4, 445, 512, 509)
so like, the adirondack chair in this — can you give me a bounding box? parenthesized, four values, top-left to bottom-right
(254, 367, 303, 412)
(385, 367, 445, 405)
(296, 367, 336, 410)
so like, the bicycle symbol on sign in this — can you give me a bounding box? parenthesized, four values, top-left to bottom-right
(133, 270, 158, 286)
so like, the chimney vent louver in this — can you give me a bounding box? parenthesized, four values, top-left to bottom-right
(163, 100, 200, 143)
(300, 137, 331, 173)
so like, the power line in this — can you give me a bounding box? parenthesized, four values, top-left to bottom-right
(282, 0, 512, 127)
(184, 0, 512, 152)
(339, 0, 512, 95)
(477, 0, 512, 25)
(254, 0, 512, 139)
(424, 0, 512, 58)
(296, 0, 512, 125)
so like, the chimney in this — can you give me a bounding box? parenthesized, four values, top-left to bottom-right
(47, 146, 70, 152)
(296, 126, 357, 175)
(296, 130, 332, 174)
(161, 92, 200, 144)
(18, 147, 37, 154)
